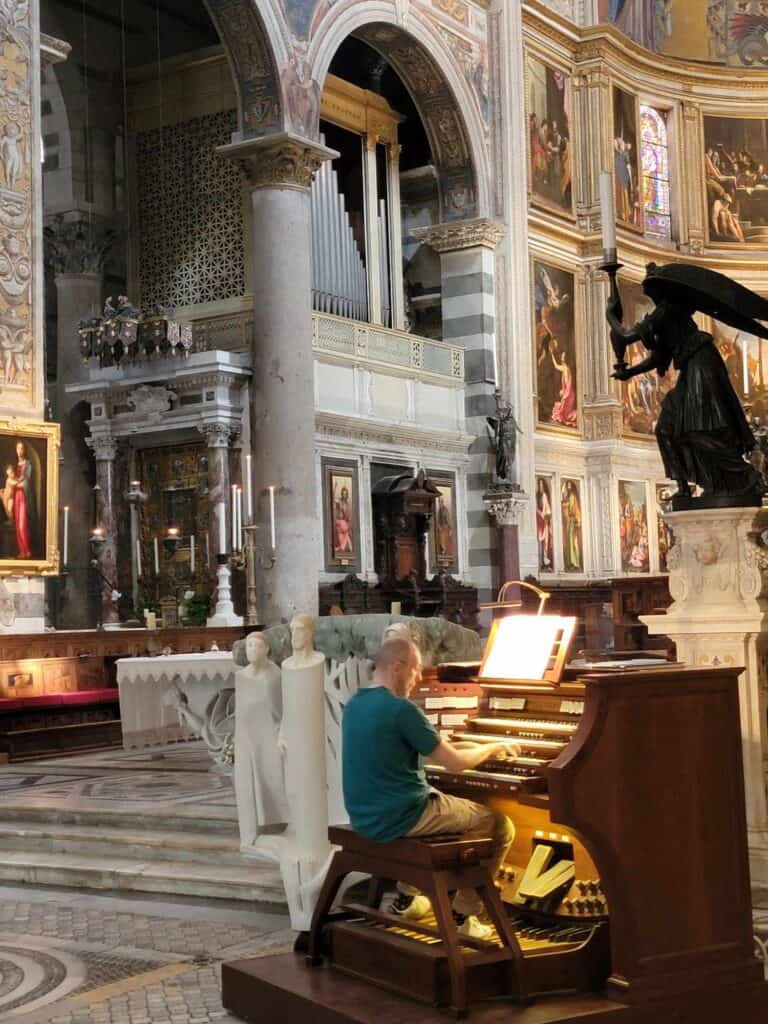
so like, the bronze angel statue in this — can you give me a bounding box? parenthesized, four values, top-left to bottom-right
(606, 262, 767, 509)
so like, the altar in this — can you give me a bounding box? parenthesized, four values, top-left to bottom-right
(116, 651, 236, 750)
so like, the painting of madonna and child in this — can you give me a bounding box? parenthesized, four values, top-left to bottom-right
(0, 423, 59, 572)
(533, 260, 579, 432)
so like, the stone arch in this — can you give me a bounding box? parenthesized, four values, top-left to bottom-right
(309, 3, 488, 221)
(202, 0, 286, 137)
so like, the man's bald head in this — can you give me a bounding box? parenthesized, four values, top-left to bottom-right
(375, 637, 422, 698)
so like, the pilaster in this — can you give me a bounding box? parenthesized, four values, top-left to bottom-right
(86, 434, 121, 626)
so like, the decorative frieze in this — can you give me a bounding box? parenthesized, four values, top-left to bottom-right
(415, 217, 506, 252)
(218, 132, 336, 192)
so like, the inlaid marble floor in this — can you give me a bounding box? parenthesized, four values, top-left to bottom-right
(0, 884, 292, 1023)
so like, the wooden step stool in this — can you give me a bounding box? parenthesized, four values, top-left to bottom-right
(308, 824, 528, 1018)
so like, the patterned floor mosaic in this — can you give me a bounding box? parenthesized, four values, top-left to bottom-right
(0, 885, 292, 1022)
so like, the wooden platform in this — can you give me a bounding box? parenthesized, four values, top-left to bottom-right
(222, 952, 768, 1024)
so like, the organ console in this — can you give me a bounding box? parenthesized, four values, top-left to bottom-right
(223, 601, 768, 1022)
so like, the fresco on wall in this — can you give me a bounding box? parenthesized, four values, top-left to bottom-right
(528, 57, 572, 215)
(704, 116, 768, 246)
(414, 0, 489, 123)
(533, 261, 578, 431)
(613, 87, 642, 231)
(619, 279, 677, 437)
(560, 478, 584, 574)
(618, 480, 649, 573)
(600, 0, 768, 67)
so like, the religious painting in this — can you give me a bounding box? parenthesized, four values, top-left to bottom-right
(618, 480, 650, 573)
(613, 87, 642, 231)
(527, 56, 572, 215)
(704, 115, 768, 247)
(619, 278, 677, 437)
(655, 484, 674, 573)
(0, 420, 59, 575)
(560, 478, 584, 574)
(322, 458, 361, 573)
(535, 475, 554, 573)
(533, 260, 579, 433)
(428, 471, 459, 573)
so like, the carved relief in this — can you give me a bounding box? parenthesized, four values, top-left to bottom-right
(126, 385, 175, 419)
(0, 0, 34, 409)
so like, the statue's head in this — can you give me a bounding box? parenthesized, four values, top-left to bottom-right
(290, 613, 315, 655)
(245, 631, 268, 667)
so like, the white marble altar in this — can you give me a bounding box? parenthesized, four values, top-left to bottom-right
(643, 506, 768, 885)
(116, 651, 235, 750)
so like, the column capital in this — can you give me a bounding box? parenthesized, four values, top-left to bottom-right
(198, 421, 233, 448)
(484, 485, 529, 527)
(86, 435, 119, 461)
(44, 214, 114, 275)
(414, 218, 506, 253)
(217, 132, 338, 192)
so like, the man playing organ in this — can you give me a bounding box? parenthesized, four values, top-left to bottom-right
(342, 636, 520, 940)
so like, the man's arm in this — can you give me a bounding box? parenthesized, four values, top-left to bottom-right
(428, 738, 520, 773)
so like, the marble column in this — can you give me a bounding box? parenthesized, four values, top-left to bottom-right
(484, 489, 529, 598)
(219, 133, 335, 624)
(199, 422, 233, 579)
(88, 436, 120, 626)
(54, 271, 102, 627)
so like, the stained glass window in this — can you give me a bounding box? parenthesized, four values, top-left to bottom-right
(639, 105, 671, 242)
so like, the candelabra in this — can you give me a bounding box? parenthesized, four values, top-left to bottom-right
(229, 525, 276, 628)
(207, 553, 244, 628)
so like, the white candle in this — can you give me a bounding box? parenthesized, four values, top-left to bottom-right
(742, 335, 750, 396)
(217, 503, 227, 555)
(62, 506, 69, 567)
(153, 537, 159, 575)
(190, 534, 195, 574)
(231, 485, 237, 552)
(599, 170, 617, 256)
(237, 487, 244, 551)
(245, 454, 253, 524)
(136, 538, 142, 578)
(269, 485, 276, 550)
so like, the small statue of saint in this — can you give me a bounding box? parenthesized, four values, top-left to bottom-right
(486, 390, 523, 483)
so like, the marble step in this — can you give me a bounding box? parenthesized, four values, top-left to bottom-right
(0, 821, 248, 866)
(0, 803, 238, 835)
(0, 848, 285, 903)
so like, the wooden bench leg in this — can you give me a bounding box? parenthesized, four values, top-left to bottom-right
(366, 876, 388, 910)
(477, 878, 530, 1003)
(425, 872, 468, 1019)
(307, 852, 354, 967)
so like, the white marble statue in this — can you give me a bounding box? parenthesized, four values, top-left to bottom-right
(280, 613, 333, 930)
(234, 633, 289, 853)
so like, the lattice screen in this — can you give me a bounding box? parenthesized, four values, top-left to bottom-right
(135, 110, 245, 309)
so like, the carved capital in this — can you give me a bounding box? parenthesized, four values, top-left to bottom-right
(484, 487, 529, 527)
(217, 132, 337, 192)
(414, 218, 506, 253)
(44, 214, 114, 275)
(86, 435, 119, 461)
(199, 422, 233, 448)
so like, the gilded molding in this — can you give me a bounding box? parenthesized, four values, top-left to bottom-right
(217, 133, 337, 191)
(414, 217, 506, 252)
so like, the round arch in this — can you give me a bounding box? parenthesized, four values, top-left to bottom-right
(202, 0, 286, 137)
(308, 2, 489, 221)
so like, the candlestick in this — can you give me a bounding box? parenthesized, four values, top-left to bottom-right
(245, 454, 253, 524)
(268, 485, 276, 550)
(154, 537, 159, 575)
(599, 170, 617, 259)
(190, 534, 195, 574)
(236, 486, 243, 551)
(217, 503, 227, 556)
(231, 485, 237, 552)
(63, 506, 69, 567)
(136, 538, 142, 578)
(167, 526, 180, 539)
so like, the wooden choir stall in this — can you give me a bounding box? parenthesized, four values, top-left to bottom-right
(222, 602, 768, 1023)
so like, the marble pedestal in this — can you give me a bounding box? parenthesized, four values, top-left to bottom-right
(642, 506, 768, 884)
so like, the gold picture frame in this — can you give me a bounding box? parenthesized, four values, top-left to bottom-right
(0, 419, 60, 576)
(531, 256, 582, 437)
(526, 52, 575, 221)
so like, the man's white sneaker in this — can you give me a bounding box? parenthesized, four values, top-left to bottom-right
(390, 892, 432, 921)
(455, 914, 495, 941)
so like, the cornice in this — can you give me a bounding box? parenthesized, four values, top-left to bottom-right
(414, 217, 506, 253)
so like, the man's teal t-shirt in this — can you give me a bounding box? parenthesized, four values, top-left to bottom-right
(342, 686, 441, 843)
